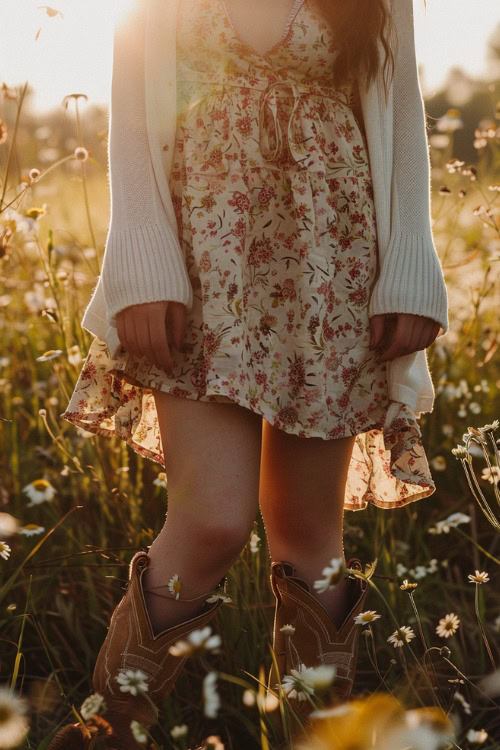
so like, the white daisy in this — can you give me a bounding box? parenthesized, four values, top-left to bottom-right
(249, 532, 260, 554)
(130, 720, 148, 744)
(19, 524, 45, 537)
(0, 513, 19, 538)
(468, 570, 489, 584)
(279, 624, 296, 635)
(354, 610, 381, 625)
(80, 692, 106, 720)
(466, 729, 488, 744)
(203, 671, 220, 718)
(115, 669, 149, 696)
(280, 663, 316, 702)
(0, 685, 30, 747)
(436, 613, 460, 639)
(36, 349, 63, 362)
(22, 479, 56, 507)
(313, 557, 345, 593)
(387, 626, 416, 648)
(0, 541, 11, 560)
(170, 724, 189, 739)
(168, 573, 182, 599)
(453, 690, 471, 715)
(169, 625, 221, 657)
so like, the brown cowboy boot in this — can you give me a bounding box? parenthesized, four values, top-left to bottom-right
(48, 549, 228, 749)
(267, 558, 368, 729)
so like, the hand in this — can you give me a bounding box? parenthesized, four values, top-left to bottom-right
(368, 313, 441, 363)
(116, 300, 187, 375)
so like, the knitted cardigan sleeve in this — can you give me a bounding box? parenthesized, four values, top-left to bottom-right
(367, 0, 449, 335)
(99, 0, 193, 325)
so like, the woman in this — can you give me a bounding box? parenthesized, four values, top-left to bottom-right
(57, 0, 448, 745)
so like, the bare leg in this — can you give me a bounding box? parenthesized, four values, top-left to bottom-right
(259, 420, 357, 629)
(144, 391, 263, 635)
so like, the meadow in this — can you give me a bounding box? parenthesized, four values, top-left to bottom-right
(0, 63, 499, 750)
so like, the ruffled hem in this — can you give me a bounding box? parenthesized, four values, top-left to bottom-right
(60, 340, 436, 513)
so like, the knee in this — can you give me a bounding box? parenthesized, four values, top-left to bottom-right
(181, 510, 254, 564)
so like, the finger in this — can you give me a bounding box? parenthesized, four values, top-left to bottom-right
(368, 315, 385, 349)
(377, 314, 415, 362)
(425, 321, 441, 349)
(134, 314, 155, 365)
(125, 313, 142, 359)
(150, 308, 174, 375)
(408, 317, 426, 353)
(116, 313, 126, 353)
(415, 319, 434, 351)
(169, 302, 187, 350)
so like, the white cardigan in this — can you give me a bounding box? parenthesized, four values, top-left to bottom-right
(81, 0, 449, 417)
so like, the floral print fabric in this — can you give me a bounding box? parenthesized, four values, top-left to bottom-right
(61, 0, 436, 510)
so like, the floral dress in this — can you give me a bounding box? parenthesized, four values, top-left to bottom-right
(61, 0, 436, 510)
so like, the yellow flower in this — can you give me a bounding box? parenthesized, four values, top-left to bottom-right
(400, 579, 418, 590)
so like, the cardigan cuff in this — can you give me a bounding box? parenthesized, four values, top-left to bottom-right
(368, 230, 449, 334)
(100, 222, 193, 323)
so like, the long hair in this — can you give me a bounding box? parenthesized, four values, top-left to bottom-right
(313, 0, 396, 101)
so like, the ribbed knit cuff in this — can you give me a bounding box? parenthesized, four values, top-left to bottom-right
(368, 231, 449, 334)
(100, 222, 193, 323)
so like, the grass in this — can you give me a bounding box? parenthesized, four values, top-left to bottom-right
(0, 69, 499, 750)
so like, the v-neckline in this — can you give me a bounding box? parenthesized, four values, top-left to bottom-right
(221, 0, 305, 59)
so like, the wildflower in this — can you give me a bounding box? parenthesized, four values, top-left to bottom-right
(80, 692, 106, 720)
(19, 524, 45, 536)
(74, 146, 89, 161)
(430, 456, 446, 471)
(153, 472, 167, 487)
(205, 590, 232, 604)
(400, 579, 418, 591)
(354, 610, 381, 625)
(387, 626, 416, 648)
(115, 669, 149, 696)
(426, 559, 438, 574)
(477, 419, 499, 434)
(200, 735, 224, 750)
(396, 563, 407, 577)
(67, 345, 82, 367)
(279, 624, 296, 635)
(466, 729, 488, 744)
(313, 557, 345, 593)
(22, 479, 56, 507)
(481, 466, 500, 484)
(0, 513, 19, 538)
(411, 565, 428, 580)
(168, 573, 182, 599)
(469, 402, 481, 414)
(0, 542, 11, 560)
(242, 688, 279, 712)
(169, 625, 221, 657)
(427, 512, 471, 535)
(249, 531, 260, 553)
(203, 671, 220, 718)
(130, 720, 148, 744)
(36, 349, 63, 362)
(468, 570, 489, 584)
(0, 685, 30, 747)
(170, 724, 189, 739)
(280, 663, 316, 702)
(436, 613, 460, 639)
(453, 690, 471, 715)
(300, 665, 336, 691)
(479, 668, 500, 697)
(29, 168, 41, 183)
(493, 615, 500, 633)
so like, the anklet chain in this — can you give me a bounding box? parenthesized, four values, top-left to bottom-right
(143, 580, 227, 603)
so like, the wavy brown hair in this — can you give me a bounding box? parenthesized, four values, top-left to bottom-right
(314, 0, 396, 103)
